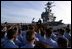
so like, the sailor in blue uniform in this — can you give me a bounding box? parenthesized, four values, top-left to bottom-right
(45, 28, 58, 48)
(3, 29, 19, 48)
(21, 30, 35, 48)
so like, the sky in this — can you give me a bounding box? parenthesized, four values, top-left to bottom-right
(1, 1, 71, 24)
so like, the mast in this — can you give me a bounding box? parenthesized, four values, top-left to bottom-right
(41, 1, 55, 23)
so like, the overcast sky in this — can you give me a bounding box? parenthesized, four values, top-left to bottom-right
(1, 1, 71, 24)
